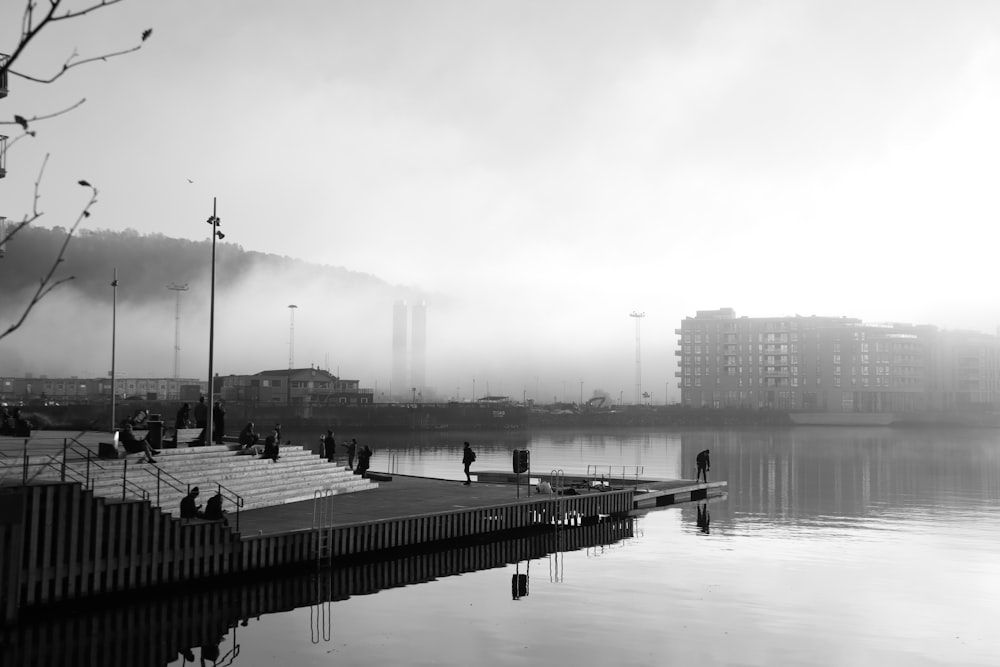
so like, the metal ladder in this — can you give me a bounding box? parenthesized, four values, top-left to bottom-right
(312, 489, 334, 566)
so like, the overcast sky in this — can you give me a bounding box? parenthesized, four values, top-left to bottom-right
(3, 1, 1000, 402)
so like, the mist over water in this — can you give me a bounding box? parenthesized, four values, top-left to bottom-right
(0, 233, 671, 402)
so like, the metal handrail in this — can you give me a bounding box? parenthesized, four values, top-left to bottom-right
(30, 449, 149, 502)
(213, 481, 244, 532)
(587, 464, 644, 489)
(130, 464, 189, 507)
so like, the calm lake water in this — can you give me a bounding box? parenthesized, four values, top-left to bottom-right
(11, 427, 1000, 666)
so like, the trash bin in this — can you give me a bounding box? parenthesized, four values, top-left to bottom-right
(512, 449, 530, 474)
(147, 416, 163, 450)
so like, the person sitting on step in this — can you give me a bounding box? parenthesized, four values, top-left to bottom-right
(119, 423, 159, 463)
(203, 492, 229, 526)
(180, 487, 204, 519)
(239, 421, 262, 453)
(261, 434, 281, 462)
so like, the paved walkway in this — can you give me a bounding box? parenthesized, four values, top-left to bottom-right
(4, 431, 722, 538)
(234, 475, 552, 536)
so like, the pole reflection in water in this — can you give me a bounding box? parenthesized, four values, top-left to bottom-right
(1, 517, 634, 667)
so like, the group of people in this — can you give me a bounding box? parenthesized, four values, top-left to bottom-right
(180, 486, 229, 525)
(238, 421, 283, 461)
(175, 396, 227, 446)
(0, 406, 32, 437)
(318, 430, 374, 476)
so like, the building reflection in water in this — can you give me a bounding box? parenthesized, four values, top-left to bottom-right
(2, 516, 634, 667)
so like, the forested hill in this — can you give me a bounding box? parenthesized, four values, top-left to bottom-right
(0, 226, 400, 307)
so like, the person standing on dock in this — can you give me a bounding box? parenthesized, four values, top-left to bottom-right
(323, 429, 336, 462)
(696, 449, 710, 482)
(343, 438, 358, 470)
(356, 443, 373, 477)
(193, 396, 208, 446)
(212, 400, 226, 444)
(462, 441, 476, 485)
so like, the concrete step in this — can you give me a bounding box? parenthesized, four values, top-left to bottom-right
(35, 443, 380, 512)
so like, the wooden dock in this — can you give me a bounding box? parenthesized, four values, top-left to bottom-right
(0, 436, 727, 625)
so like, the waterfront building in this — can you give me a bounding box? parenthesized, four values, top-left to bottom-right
(0, 375, 203, 404)
(216, 367, 372, 405)
(676, 308, 1000, 413)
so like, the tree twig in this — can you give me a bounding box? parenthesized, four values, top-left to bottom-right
(0, 98, 88, 129)
(1, 0, 149, 85)
(0, 171, 97, 342)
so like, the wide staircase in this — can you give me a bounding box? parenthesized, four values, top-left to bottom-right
(10, 442, 379, 517)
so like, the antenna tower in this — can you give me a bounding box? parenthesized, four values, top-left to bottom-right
(630, 311, 645, 404)
(288, 304, 298, 369)
(167, 283, 189, 378)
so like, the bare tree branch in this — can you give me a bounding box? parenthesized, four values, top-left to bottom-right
(0, 153, 48, 249)
(0, 98, 87, 129)
(0, 166, 98, 342)
(1, 0, 148, 343)
(1, 0, 150, 85)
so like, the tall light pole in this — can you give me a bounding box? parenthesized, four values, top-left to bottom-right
(110, 268, 118, 432)
(630, 311, 645, 405)
(288, 304, 298, 369)
(206, 200, 224, 447)
(167, 283, 189, 379)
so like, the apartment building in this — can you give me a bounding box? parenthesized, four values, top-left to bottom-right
(675, 308, 997, 413)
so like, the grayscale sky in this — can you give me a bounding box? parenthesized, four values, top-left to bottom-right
(3, 0, 1000, 402)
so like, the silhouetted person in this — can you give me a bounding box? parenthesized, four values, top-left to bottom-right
(200, 636, 222, 666)
(212, 399, 226, 444)
(696, 449, 710, 483)
(261, 434, 280, 462)
(697, 503, 711, 534)
(342, 438, 357, 470)
(119, 423, 159, 463)
(193, 396, 208, 445)
(239, 421, 260, 449)
(204, 492, 228, 526)
(0, 406, 12, 435)
(181, 487, 204, 519)
(355, 444, 372, 477)
(462, 441, 476, 485)
(173, 402, 191, 446)
(323, 429, 336, 462)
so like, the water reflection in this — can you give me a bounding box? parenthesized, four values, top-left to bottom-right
(1, 517, 634, 667)
(8, 427, 1000, 666)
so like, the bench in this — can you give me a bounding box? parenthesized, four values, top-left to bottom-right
(98, 433, 152, 461)
(166, 427, 204, 446)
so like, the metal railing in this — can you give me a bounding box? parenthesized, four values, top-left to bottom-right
(6, 438, 152, 502)
(3, 434, 245, 527)
(586, 464, 644, 490)
(213, 481, 244, 532)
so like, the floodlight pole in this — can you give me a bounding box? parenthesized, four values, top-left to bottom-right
(207, 198, 222, 445)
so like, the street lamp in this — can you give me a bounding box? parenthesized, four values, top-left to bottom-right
(206, 199, 224, 446)
(110, 268, 118, 432)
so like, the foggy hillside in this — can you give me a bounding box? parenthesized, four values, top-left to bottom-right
(0, 226, 426, 387)
(0, 226, 392, 304)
